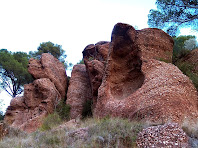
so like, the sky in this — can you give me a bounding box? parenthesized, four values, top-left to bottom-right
(0, 0, 197, 113)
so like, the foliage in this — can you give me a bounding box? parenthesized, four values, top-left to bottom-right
(148, 0, 198, 35)
(172, 35, 196, 63)
(184, 38, 198, 50)
(39, 112, 62, 131)
(175, 61, 198, 90)
(82, 99, 93, 118)
(55, 99, 71, 120)
(0, 117, 143, 148)
(0, 49, 33, 98)
(77, 58, 84, 64)
(29, 41, 72, 69)
(0, 111, 4, 121)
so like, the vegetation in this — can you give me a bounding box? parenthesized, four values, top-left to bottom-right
(39, 112, 62, 131)
(82, 99, 93, 118)
(0, 117, 143, 148)
(171, 35, 198, 90)
(55, 99, 71, 120)
(0, 99, 4, 120)
(29, 41, 72, 69)
(77, 58, 84, 64)
(148, 0, 198, 35)
(172, 35, 196, 63)
(0, 49, 33, 97)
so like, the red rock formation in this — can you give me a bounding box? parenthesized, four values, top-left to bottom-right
(136, 123, 189, 147)
(136, 28, 174, 62)
(4, 53, 67, 133)
(83, 41, 109, 62)
(28, 53, 67, 99)
(66, 64, 92, 119)
(82, 42, 109, 109)
(5, 78, 61, 133)
(84, 60, 105, 109)
(94, 23, 198, 124)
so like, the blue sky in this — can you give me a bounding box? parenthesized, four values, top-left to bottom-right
(0, 0, 197, 112)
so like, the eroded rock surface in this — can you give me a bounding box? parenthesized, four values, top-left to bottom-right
(28, 53, 67, 98)
(136, 28, 174, 62)
(136, 123, 189, 147)
(4, 53, 66, 133)
(66, 64, 92, 119)
(5, 78, 61, 133)
(94, 23, 198, 124)
(83, 41, 109, 62)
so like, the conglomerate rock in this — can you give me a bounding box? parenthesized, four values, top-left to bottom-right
(82, 42, 109, 109)
(4, 53, 67, 133)
(93, 23, 198, 124)
(5, 78, 61, 133)
(66, 64, 92, 119)
(136, 123, 189, 147)
(28, 53, 67, 99)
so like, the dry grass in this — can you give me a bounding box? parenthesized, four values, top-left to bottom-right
(0, 117, 143, 148)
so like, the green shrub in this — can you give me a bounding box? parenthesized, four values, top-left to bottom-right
(82, 99, 93, 118)
(0, 112, 4, 121)
(39, 112, 62, 131)
(56, 99, 71, 120)
(175, 61, 198, 90)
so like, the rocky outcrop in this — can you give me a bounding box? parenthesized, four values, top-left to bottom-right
(4, 53, 67, 133)
(93, 23, 198, 124)
(28, 53, 67, 99)
(83, 41, 109, 62)
(82, 42, 109, 109)
(136, 123, 189, 147)
(136, 28, 174, 62)
(66, 64, 92, 119)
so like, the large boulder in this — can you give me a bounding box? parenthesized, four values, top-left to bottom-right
(66, 64, 92, 119)
(5, 78, 61, 133)
(94, 23, 198, 124)
(4, 53, 67, 133)
(28, 53, 67, 99)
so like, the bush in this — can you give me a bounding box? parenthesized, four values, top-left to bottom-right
(82, 99, 93, 118)
(175, 61, 198, 90)
(56, 99, 71, 120)
(0, 111, 4, 121)
(39, 112, 62, 131)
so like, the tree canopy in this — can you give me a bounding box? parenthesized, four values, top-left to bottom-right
(0, 49, 33, 98)
(148, 0, 198, 35)
(29, 41, 72, 68)
(172, 35, 197, 63)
